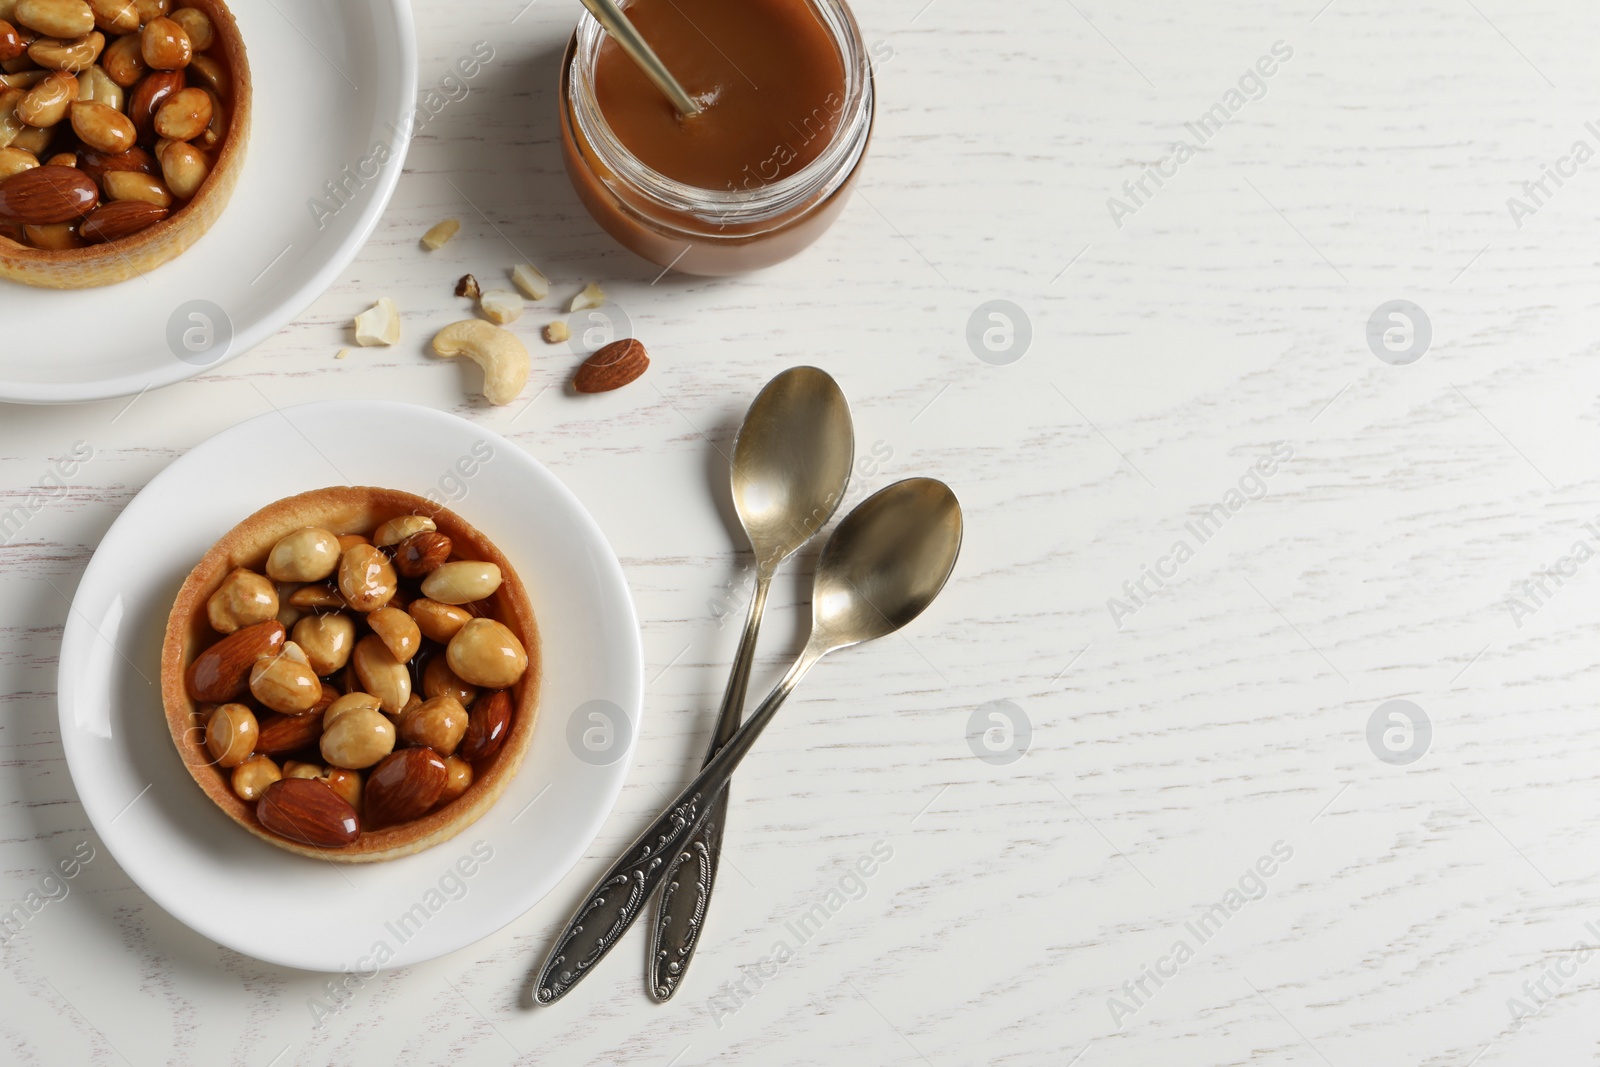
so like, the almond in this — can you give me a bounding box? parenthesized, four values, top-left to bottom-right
(459, 688, 512, 762)
(77, 144, 154, 184)
(254, 712, 324, 756)
(0, 21, 23, 63)
(126, 68, 182, 139)
(393, 530, 451, 578)
(573, 338, 648, 394)
(363, 747, 446, 828)
(185, 619, 285, 703)
(256, 777, 360, 848)
(80, 198, 164, 243)
(0, 164, 96, 224)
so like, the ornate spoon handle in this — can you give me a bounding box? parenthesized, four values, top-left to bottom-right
(646, 572, 770, 1000)
(535, 644, 818, 1006)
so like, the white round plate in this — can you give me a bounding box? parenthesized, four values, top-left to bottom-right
(0, 1, 417, 405)
(58, 401, 643, 971)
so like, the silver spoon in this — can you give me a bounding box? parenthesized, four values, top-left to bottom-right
(535, 478, 963, 1005)
(647, 367, 854, 1002)
(579, 0, 702, 118)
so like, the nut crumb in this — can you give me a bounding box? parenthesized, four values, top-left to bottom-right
(421, 219, 460, 251)
(543, 321, 570, 344)
(335, 349, 350, 360)
(354, 298, 401, 346)
(512, 263, 549, 300)
(569, 282, 605, 312)
(455, 273, 480, 300)
(480, 289, 524, 325)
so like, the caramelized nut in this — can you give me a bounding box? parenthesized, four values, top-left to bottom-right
(266, 527, 341, 582)
(439, 756, 472, 802)
(69, 98, 133, 153)
(249, 645, 323, 714)
(282, 759, 323, 779)
(0, 21, 21, 64)
(352, 634, 410, 714)
(185, 619, 284, 702)
(459, 688, 511, 761)
(230, 754, 280, 802)
(28, 29, 103, 71)
(398, 694, 467, 755)
(256, 777, 360, 848)
(420, 560, 501, 605)
(322, 690, 383, 729)
(408, 598, 471, 643)
(77, 142, 153, 183)
(287, 583, 345, 611)
(254, 710, 322, 756)
(79, 198, 164, 241)
(156, 138, 205, 198)
(0, 163, 96, 223)
(204, 702, 257, 768)
(205, 567, 278, 634)
(102, 167, 170, 206)
(151, 83, 205, 139)
(372, 514, 435, 548)
(166, 5, 209, 50)
(13, 0, 94, 40)
(394, 530, 451, 578)
(363, 747, 446, 828)
(337, 543, 397, 612)
(15, 68, 75, 125)
(139, 14, 188, 69)
(87, 0, 138, 34)
(422, 655, 477, 708)
(323, 767, 362, 812)
(125, 66, 180, 135)
(367, 606, 420, 664)
(188, 49, 229, 95)
(291, 612, 355, 676)
(77, 64, 122, 109)
(446, 618, 527, 689)
(319, 705, 395, 770)
(9, 125, 50, 154)
(100, 30, 144, 85)
(0, 144, 34, 178)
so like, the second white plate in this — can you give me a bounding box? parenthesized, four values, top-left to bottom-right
(57, 401, 644, 970)
(0, 0, 417, 404)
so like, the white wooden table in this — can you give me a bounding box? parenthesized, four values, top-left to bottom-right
(4, 0, 1598, 1062)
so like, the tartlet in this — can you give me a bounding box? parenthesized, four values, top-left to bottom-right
(159, 486, 540, 863)
(0, 0, 251, 288)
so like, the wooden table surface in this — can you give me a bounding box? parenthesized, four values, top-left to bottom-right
(4, 0, 1599, 1062)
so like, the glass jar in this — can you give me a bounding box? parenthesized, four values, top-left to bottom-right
(558, 0, 875, 276)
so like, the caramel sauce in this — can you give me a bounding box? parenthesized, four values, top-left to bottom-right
(593, 0, 847, 190)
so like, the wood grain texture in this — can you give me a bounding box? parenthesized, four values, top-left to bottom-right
(3, 0, 1600, 1062)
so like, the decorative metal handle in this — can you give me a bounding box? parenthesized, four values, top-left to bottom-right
(534, 644, 819, 1006)
(646, 572, 769, 1001)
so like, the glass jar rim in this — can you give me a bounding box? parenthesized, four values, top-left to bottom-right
(567, 0, 874, 226)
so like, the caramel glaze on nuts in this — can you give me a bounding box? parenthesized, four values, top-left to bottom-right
(0, 0, 235, 252)
(167, 499, 535, 855)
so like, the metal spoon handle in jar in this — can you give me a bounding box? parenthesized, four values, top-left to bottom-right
(534, 643, 821, 1006)
(577, 0, 702, 117)
(646, 570, 772, 1001)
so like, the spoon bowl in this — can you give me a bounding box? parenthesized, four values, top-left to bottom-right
(731, 367, 855, 569)
(811, 477, 963, 650)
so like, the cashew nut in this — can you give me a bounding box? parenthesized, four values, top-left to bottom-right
(430, 319, 530, 406)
